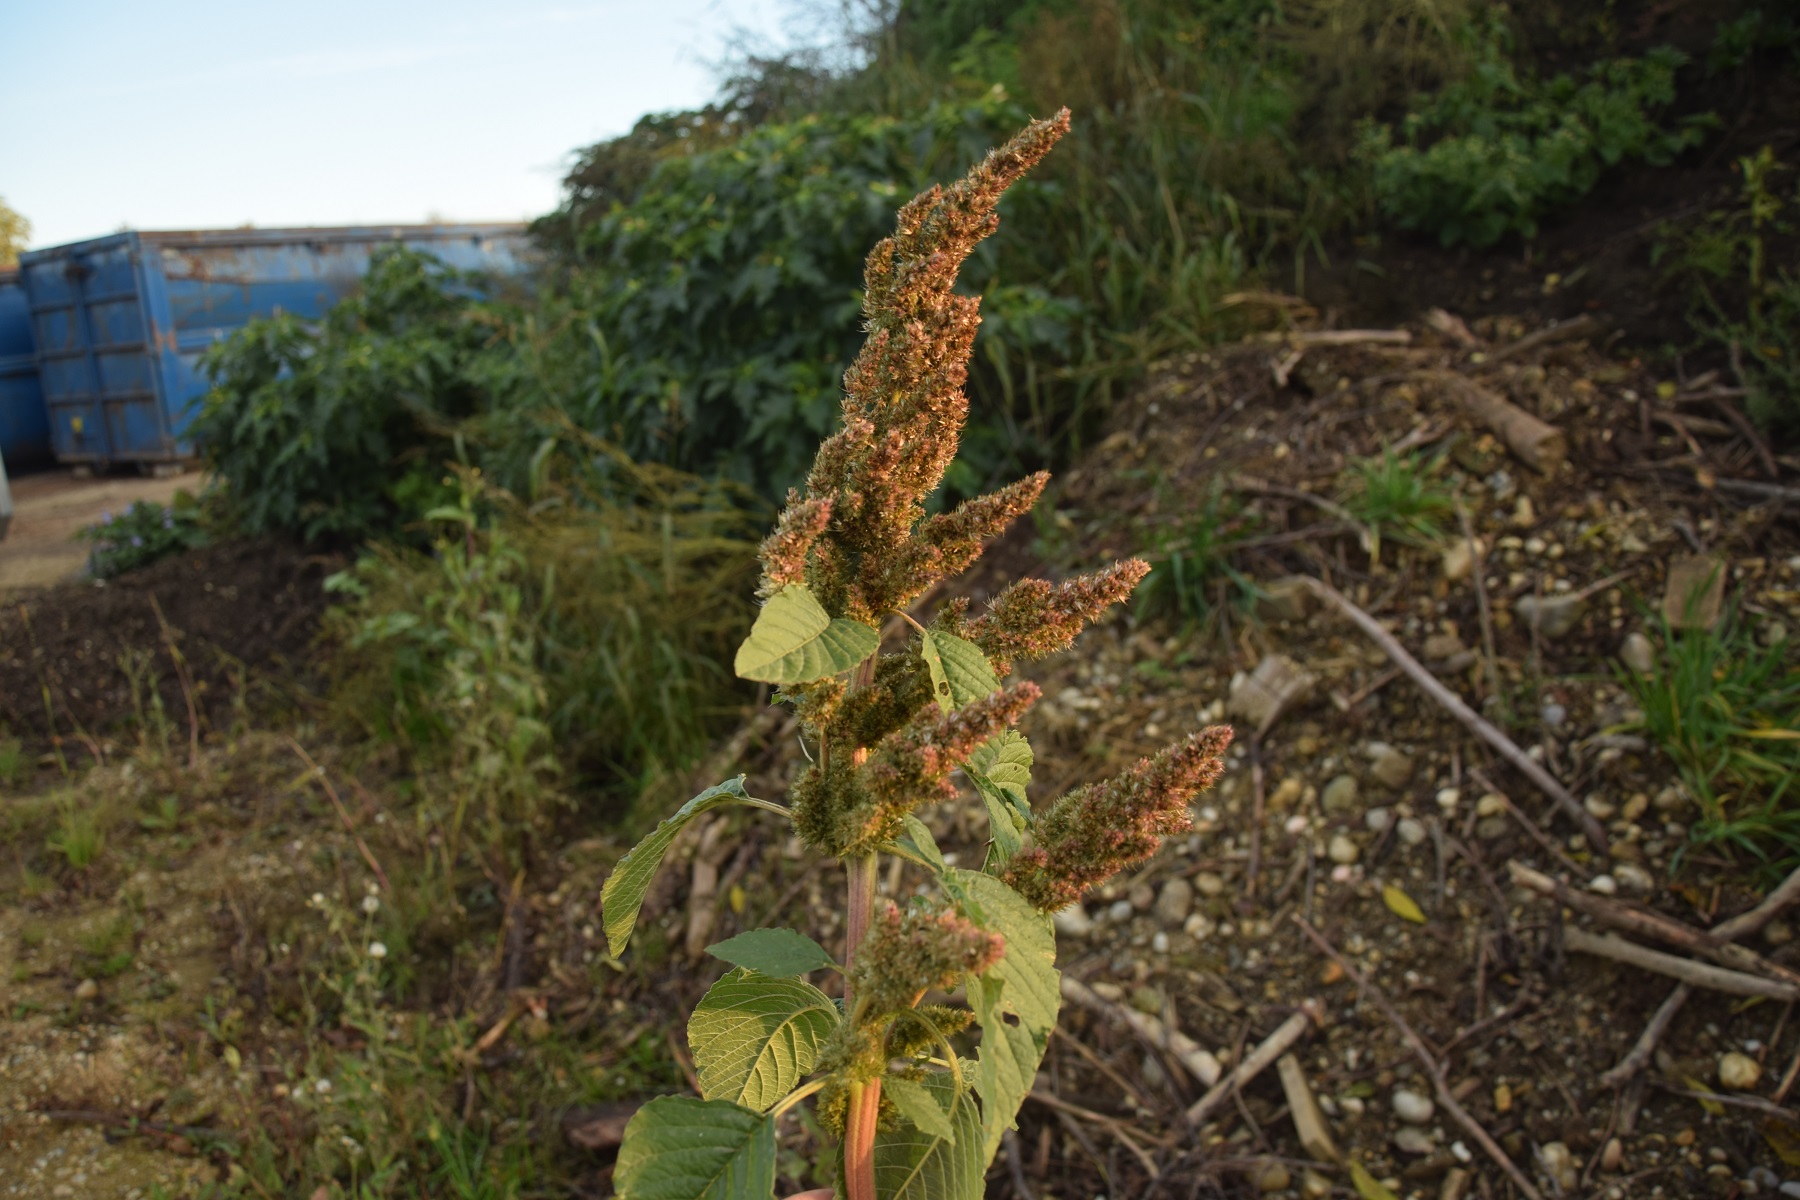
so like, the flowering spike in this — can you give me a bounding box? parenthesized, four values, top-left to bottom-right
(757, 493, 833, 596)
(1002, 726, 1234, 912)
(849, 900, 1005, 1019)
(965, 558, 1151, 674)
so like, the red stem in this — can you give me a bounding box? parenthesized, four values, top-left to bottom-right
(842, 851, 878, 1199)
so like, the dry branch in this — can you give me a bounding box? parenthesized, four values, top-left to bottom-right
(1299, 577, 1608, 853)
(1421, 371, 1566, 473)
(1186, 1005, 1319, 1123)
(1482, 314, 1603, 363)
(1061, 976, 1223, 1087)
(1564, 928, 1800, 1000)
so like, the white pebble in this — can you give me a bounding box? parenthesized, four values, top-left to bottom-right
(1328, 834, 1360, 865)
(1435, 787, 1461, 811)
(1391, 1088, 1434, 1124)
(1587, 874, 1618, 896)
(1108, 899, 1135, 923)
(1151, 931, 1171, 953)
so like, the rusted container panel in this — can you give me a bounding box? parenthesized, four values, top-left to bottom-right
(0, 270, 51, 468)
(17, 224, 530, 465)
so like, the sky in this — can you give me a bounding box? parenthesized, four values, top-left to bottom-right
(0, 0, 798, 249)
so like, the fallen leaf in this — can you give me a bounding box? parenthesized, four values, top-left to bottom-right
(1763, 1117, 1800, 1166)
(1382, 884, 1426, 924)
(1350, 1161, 1401, 1200)
(1681, 1076, 1726, 1117)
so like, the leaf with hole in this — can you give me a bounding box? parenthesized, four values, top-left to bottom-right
(966, 730, 1033, 862)
(733, 585, 878, 683)
(613, 1096, 777, 1200)
(919, 629, 1001, 709)
(688, 969, 838, 1112)
(872, 1072, 983, 1200)
(706, 929, 837, 978)
(601, 777, 751, 957)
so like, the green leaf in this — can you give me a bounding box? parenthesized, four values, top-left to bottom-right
(1349, 1162, 1401, 1200)
(602, 777, 751, 958)
(614, 1096, 777, 1200)
(950, 870, 1059, 1165)
(897, 815, 945, 873)
(688, 969, 838, 1112)
(872, 1072, 983, 1200)
(706, 929, 837, 978)
(734, 585, 878, 683)
(922, 629, 1001, 708)
(883, 1075, 955, 1143)
(1381, 884, 1426, 924)
(965, 730, 1033, 863)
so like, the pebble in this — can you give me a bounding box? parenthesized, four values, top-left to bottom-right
(1584, 794, 1617, 819)
(1514, 593, 1585, 639)
(1151, 931, 1170, 953)
(1254, 1162, 1291, 1193)
(1613, 863, 1654, 893)
(1541, 702, 1567, 728)
(1130, 986, 1165, 1015)
(1328, 835, 1360, 865)
(1397, 818, 1427, 847)
(1476, 792, 1507, 817)
(1767, 921, 1795, 947)
(1371, 747, 1414, 789)
(1540, 1142, 1578, 1192)
(1477, 815, 1508, 840)
(1270, 777, 1304, 808)
(1393, 1127, 1436, 1156)
(1442, 540, 1476, 582)
(1365, 807, 1392, 833)
(1340, 1096, 1366, 1117)
(1129, 882, 1155, 911)
(1435, 786, 1461, 811)
(1391, 1088, 1434, 1124)
(1322, 774, 1360, 813)
(1301, 1169, 1333, 1199)
(1779, 1182, 1800, 1199)
(1053, 906, 1095, 937)
(1193, 871, 1225, 898)
(1620, 631, 1656, 674)
(1588, 874, 1618, 896)
(1749, 1167, 1779, 1188)
(1108, 899, 1135, 923)
(1423, 632, 1465, 660)
(1720, 1051, 1763, 1090)
(1601, 1137, 1623, 1172)
(73, 978, 99, 1001)
(1155, 878, 1194, 924)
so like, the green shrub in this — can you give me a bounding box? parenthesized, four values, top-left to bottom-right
(76, 495, 208, 579)
(1359, 43, 1713, 246)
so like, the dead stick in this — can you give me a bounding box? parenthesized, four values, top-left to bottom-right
(1261, 328, 1413, 346)
(1300, 577, 1607, 853)
(1600, 984, 1691, 1089)
(1713, 863, 1800, 942)
(1510, 861, 1800, 986)
(1481, 314, 1603, 363)
(1564, 929, 1799, 1000)
(1062, 976, 1222, 1087)
(1244, 734, 1266, 906)
(285, 737, 392, 894)
(1186, 1004, 1319, 1123)
(1294, 917, 1544, 1200)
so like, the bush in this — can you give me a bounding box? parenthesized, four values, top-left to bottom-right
(77, 494, 208, 579)
(1359, 42, 1713, 246)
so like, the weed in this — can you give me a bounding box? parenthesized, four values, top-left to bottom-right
(1619, 610, 1800, 876)
(0, 735, 24, 789)
(45, 800, 105, 870)
(1136, 482, 1259, 624)
(1340, 447, 1457, 561)
(76, 493, 208, 579)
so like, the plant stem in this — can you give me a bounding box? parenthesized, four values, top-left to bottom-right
(842, 851, 879, 1200)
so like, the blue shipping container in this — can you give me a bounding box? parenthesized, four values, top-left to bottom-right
(0, 269, 51, 468)
(17, 223, 531, 465)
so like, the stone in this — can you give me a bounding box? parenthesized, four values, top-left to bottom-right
(1765, 921, 1794, 948)
(1613, 863, 1655, 893)
(1366, 807, 1393, 833)
(1541, 702, 1567, 728)
(1254, 1162, 1292, 1193)
(1514, 594, 1585, 639)
(1108, 899, 1135, 923)
(1512, 495, 1536, 527)
(1436, 787, 1461, 811)
(1423, 632, 1466, 661)
(1129, 882, 1156, 912)
(1328, 835, 1360, 865)
(1371, 747, 1415, 790)
(1476, 816, 1508, 840)
(1322, 775, 1360, 813)
(1301, 1169, 1334, 1199)
(1229, 654, 1319, 731)
(1540, 1142, 1578, 1192)
(1130, 986, 1165, 1016)
(1256, 577, 1316, 625)
(1653, 784, 1690, 813)
(1620, 631, 1656, 675)
(1155, 878, 1194, 925)
(73, 978, 98, 1001)
(1779, 1182, 1800, 1199)
(1587, 874, 1618, 896)
(1397, 818, 1427, 847)
(1720, 1051, 1763, 1091)
(1053, 905, 1095, 938)
(1584, 794, 1617, 819)
(1601, 1137, 1623, 1173)
(1476, 792, 1507, 817)
(1394, 1126, 1436, 1156)
(1392, 1088, 1434, 1124)
(1442, 539, 1478, 582)
(1270, 777, 1304, 809)
(1662, 555, 1727, 631)
(1151, 931, 1170, 953)
(1194, 871, 1226, 897)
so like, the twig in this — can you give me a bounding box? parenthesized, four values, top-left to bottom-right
(1029, 1091, 1163, 1180)
(1713, 863, 1800, 942)
(1710, 397, 1781, 479)
(1299, 577, 1607, 853)
(1599, 984, 1691, 1089)
(1481, 314, 1603, 364)
(1510, 861, 1800, 986)
(1260, 328, 1413, 346)
(1293, 917, 1544, 1200)
(1563, 928, 1799, 1000)
(1003, 1130, 1038, 1200)
(1244, 735, 1266, 906)
(1713, 478, 1800, 504)
(285, 737, 391, 894)
(1777, 1041, 1800, 1107)
(1650, 1081, 1800, 1121)
(1186, 1005, 1319, 1123)
(39, 1108, 228, 1143)
(1062, 976, 1222, 1087)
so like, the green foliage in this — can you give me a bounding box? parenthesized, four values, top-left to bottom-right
(600, 777, 755, 956)
(76, 494, 208, 579)
(916, 630, 1001, 713)
(1359, 42, 1713, 246)
(1619, 612, 1800, 877)
(735, 585, 883, 683)
(614, 1097, 778, 1200)
(192, 247, 494, 542)
(1339, 447, 1457, 561)
(870, 1072, 983, 1199)
(706, 929, 839, 978)
(1137, 482, 1258, 623)
(46, 799, 105, 869)
(689, 970, 839, 1111)
(0, 735, 24, 790)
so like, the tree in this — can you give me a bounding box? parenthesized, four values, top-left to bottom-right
(0, 196, 29, 268)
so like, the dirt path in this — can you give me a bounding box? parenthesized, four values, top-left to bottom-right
(0, 469, 199, 596)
